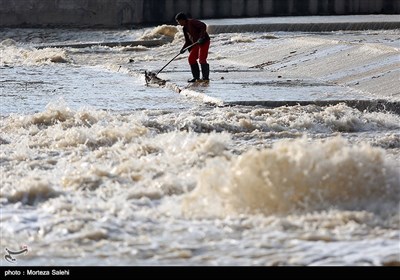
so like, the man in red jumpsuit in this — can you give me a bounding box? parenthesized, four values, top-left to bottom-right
(175, 12, 210, 82)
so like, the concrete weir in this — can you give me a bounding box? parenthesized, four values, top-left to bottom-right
(206, 15, 400, 33)
(224, 100, 400, 115)
(146, 15, 400, 114)
(1, 0, 399, 27)
(166, 77, 400, 115)
(35, 39, 170, 50)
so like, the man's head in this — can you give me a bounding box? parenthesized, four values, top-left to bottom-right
(175, 12, 187, 26)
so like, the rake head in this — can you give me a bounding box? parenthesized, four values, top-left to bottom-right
(144, 71, 166, 87)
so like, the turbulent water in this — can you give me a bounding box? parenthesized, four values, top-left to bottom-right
(0, 24, 399, 266)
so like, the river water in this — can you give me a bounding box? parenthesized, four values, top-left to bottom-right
(0, 24, 399, 266)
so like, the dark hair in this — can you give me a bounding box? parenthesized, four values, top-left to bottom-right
(175, 12, 187, 21)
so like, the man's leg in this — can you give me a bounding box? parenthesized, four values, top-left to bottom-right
(188, 45, 200, 82)
(199, 41, 210, 80)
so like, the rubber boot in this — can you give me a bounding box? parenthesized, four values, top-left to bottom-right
(201, 63, 210, 81)
(188, 63, 200, 82)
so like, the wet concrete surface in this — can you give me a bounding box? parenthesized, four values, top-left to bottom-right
(205, 15, 400, 33)
(141, 16, 399, 113)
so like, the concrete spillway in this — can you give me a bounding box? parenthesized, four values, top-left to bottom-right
(206, 15, 400, 33)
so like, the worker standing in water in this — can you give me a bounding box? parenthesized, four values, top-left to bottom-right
(175, 12, 210, 82)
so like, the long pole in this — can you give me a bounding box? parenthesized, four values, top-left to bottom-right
(156, 42, 198, 76)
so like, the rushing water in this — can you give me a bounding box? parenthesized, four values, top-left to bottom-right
(0, 25, 399, 266)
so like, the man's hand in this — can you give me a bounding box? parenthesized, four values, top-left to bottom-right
(179, 48, 186, 54)
(197, 38, 205, 45)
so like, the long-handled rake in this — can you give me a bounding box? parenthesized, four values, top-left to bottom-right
(145, 42, 198, 86)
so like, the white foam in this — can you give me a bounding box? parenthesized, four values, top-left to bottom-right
(183, 137, 400, 217)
